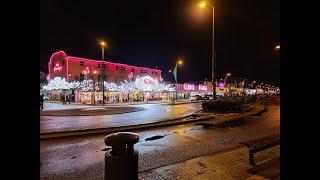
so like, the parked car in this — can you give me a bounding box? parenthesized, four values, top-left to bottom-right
(202, 95, 213, 100)
(190, 95, 202, 101)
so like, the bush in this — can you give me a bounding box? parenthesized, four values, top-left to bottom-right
(202, 98, 245, 112)
(202, 95, 259, 112)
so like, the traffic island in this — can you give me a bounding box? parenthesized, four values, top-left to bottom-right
(40, 106, 144, 116)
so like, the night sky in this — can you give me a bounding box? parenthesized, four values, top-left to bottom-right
(40, 0, 280, 86)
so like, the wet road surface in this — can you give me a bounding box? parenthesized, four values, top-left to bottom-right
(40, 97, 280, 180)
(41, 103, 202, 133)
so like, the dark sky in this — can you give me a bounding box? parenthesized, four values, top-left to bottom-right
(40, 0, 280, 86)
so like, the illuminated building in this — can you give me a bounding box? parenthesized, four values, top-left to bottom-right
(48, 50, 162, 83)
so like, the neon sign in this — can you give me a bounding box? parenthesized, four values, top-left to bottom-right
(82, 67, 90, 75)
(219, 83, 225, 90)
(198, 85, 208, 91)
(53, 63, 62, 72)
(183, 84, 195, 91)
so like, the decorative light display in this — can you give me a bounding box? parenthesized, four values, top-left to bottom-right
(219, 82, 225, 90)
(78, 79, 100, 92)
(69, 81, 80, 89)
(128, 72, 133, 79)
(42, 77, 71, 90)
(119, 76, 170, 92)
(198, 84, 208, 91)
(43, 75, 169, 93)
(183, 84, 195, 91)
(82, 67, 90, 75)
(104, 82, 119, 91)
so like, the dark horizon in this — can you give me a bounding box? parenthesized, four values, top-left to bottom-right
(40, 0, 280, 86)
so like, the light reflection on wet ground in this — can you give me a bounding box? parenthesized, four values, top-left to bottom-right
(40, 97, 280, 180)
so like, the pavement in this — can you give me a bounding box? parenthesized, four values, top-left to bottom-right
(40, 97, 280, 180)
(139, 145, 280, 180)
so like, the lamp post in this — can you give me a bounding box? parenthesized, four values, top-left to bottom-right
(100, 41, 106, 105)
(224, 73, 231, 95)
(198, 1, 216, 99)
(175, 60, 183, 101)
(93, 70, 97, 106)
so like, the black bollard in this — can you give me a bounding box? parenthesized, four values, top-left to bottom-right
(104, 132, 139, 180)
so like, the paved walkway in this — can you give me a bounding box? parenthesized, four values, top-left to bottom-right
(139, 145, 280, 180)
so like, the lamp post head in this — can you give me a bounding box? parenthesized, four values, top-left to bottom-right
(100, 41, 106, 47)
(198, 2, 206, 8)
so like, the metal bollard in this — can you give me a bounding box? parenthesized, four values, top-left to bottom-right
(104, 132, 139, 180)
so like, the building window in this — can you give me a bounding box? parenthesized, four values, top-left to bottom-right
(80, 61, 84, 66)
(103, 64, 107, 69)
(98, 64, 101, 68)
(62, 61, 64, 65)
(116, 66, 125, 70)
(80, 74, 85, 81)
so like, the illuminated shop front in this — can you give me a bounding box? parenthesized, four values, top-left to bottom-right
(43, 51, 170, 104)
(175, 83, 211, 98)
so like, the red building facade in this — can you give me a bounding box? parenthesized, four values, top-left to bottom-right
(48, 50, 162, 83)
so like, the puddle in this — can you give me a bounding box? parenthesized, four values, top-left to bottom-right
(194, 123, 214, 129)
(145, 135, 166, 141)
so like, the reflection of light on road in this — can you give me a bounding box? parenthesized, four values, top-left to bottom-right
(175, 126, 186, 134)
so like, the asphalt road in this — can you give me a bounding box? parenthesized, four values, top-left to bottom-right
(41, 103, 202, 133)
(40, 97, 280, 180)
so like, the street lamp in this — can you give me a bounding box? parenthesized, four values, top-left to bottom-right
(93, 70, 97, 105)
(224, 73, 231, 95)
(173, 59, 183, 101)
(275, 45, 280, 50)
(100, 40, 107, 105)
(198, 1, 216, 99)
(224, 73, 231, 85)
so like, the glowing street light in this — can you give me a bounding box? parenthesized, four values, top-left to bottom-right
(224, 73, 231, 86)
(99, 40, 108, 105)
(172, 58, 184, 101)
(198, 2, 206, 8)
(197, 0, 216, 99)
(275, 45, 280, 49)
